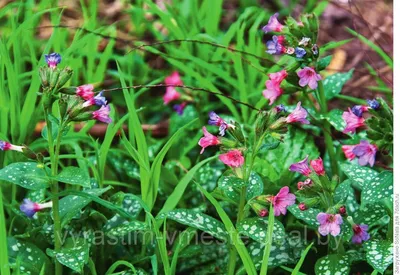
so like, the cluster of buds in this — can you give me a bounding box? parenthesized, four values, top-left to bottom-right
(40, 53, 112, 124)
(250, 186, 296, 217)
(162, 71, 193, 115)
(341, 98, 391, 167)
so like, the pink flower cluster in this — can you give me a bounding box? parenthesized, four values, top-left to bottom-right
(163, 71, 189, 115)
(289, 155, 325, 176)
(76, 84, 112, 124)
(262, 70, 288, 105)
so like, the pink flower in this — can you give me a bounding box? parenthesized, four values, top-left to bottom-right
(310, 157, 325, 176)
(76, 84, 95, 100)
(316, 213, 343, 236)
(286, 102, 309, 124)
(352, 224, 370, 244)
(342, 145, 356, 160)
(262, 13, 284, 33)
(165, 71, 183, 86)
(298, 203, 307, 211)
(20, 199, 53, 218)
(163, 87, 181, 105)
(93, 105, 112, 124)
(198, 127, 220, 154)
(297, 67, 322, 90)
(219, 150, 244, 168)
(352, 140, 378, 167)
(262, 70, 288, 105)
(289, 156, 312, 176)
(270, 186, 296, 216)
(0, 141, 24, 152)
(343, 108, 365, 134)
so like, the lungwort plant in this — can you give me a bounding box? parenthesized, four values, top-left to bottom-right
(0, 8, 393, 275)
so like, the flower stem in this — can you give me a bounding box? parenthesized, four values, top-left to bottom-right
(317, 83, 339, 176)
(44, 105, 63, 275)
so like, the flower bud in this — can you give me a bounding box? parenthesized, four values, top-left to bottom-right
(229, 121, 245, 144)
(310, 157, 325, 176)
(58, 87, 78, 95)
(39, 67, 49, 87)
(49, 69, 60, 89)
(250, 202, 269, 217)
(339, 205, 347, 215)
(269, 117, 286, 131)
(298, 203, 307, 211)
(56, 67, 73, 89)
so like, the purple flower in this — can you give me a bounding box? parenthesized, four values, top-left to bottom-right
(275, 104, 286, 113)
(93, 105, 112, 124)
(289, 156, 312, 176)
(20, 199, 52, 218)
(44, 53, 61, 69)
(262, 13, 284, 33)
(83, 91, 108, 107)
(352, 140, 378, 167)
(173, 102, 187, 116)
(270, 186, 296, 216)
(266, 35, 285, 55)
(351, 105, 369, 118)
(343, 108, 365, 134)
(352, 224, 370, 244)
(208, 111, 225, 127)
(295, 47, 306, 58)
(297, 67, 322, 90)
(286, 102, 310, 124)
(316, 213, 343, 236)
(367, 99, 380, 110)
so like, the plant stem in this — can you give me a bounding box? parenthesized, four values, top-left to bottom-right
(317, 83, 339, 176)
(44, 105, 63, 275)
(0, 188, 10, 275)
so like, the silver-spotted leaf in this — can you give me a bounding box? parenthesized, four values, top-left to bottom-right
(288, 205, 320, 228)
(364, 239, 393, 274)
(323, 69, 354, 100)
(0, 162, 49, 190)
(56, 166, 90, 187)
(315, 254, 350, 275)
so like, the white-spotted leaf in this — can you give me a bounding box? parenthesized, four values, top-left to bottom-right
(315, 254, 350, 275)
(0, 162, 49, 190)
(323, 69, 354, 100)
(341, 163, 378, 190)
(361, 171, 393, 207)
(56, 166, 90, 187)
(364, 239, 393, 274)
(237, 217, 286, 245)
(288, 205, 320, 228)
(106, 221, 148, 237)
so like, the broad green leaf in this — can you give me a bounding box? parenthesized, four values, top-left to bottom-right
(52, 238, 89, 273)
(364, 240, 393, 274)
(341, 163, 378, 190)
(106, 221, 148, 237)
(322, 109, 346, 132)
(0, 162, 49, 190)
(323, 69, 354, 100)
(217, 175, 244, 201)
(353, 204, 388, 225)
(361, 171, 393, 207)
(8, 237, 51, 274)
(56, 166, 90, 187)
(178, 243, 228, 272)
(288, 205, 320, 228)
(27, 188, 46, 202)
(104, 193, 143, 231)
(334, 180, 359, 214)
(254, 128, 319, 182)
(317, 55, 332, 71)
(158, 209, 227, 240)
(247, 241, 292, 268)
(315, 254, 350, 275)
(237, 218, 286, 245)
(246, 172, 263, 200)
(57, 188, 110, 226)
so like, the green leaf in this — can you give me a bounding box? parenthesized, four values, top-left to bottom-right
(57, 188, 110, 226)
(217, 175, 244, 202)
(315, 254, 351, 275)
(322, 109, 346, 132)
(317, 55, 332, 71)
(52, 238, 89, 273)
(288, 205, 320, 228)
(323, 69, 354, 100)
(8, 237, 51, 274)
(361, 171, 393, 207)
(334, 180, 359, 214)
(353, 204, 388, 225)
(0, 162, 49, 190)
(104, 193, 143, 231)
(340, 163, 379, 190)
(158, 209, 227, 240)
(237, 217, 286, 245)
(56, 166, 90, 187)
(247, 241, 292, 268)
(364, 240, 393, 274)
(106, 221, 148, 237)
(320, 38, 353, 54)
(246, 172, 263, 200)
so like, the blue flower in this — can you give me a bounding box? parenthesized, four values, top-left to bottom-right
(351, 105, 368, 117)
(44, 53, 61, 69)
(266, 36, 285, 55)
(295, 47, 306, 58)
(367, 99, 380, 110)
(93, 91, 107, 106)
(20, 199, 38, 218)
